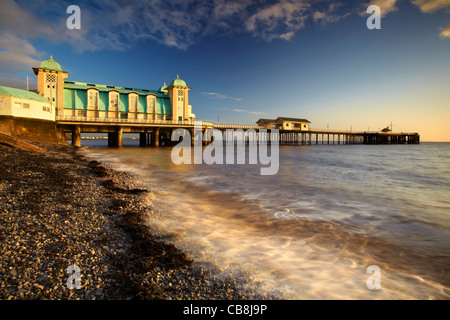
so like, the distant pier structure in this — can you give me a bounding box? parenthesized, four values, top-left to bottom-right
(274, 129, 420, 145)
(0, 55, 419, 147)
(255, 117, 420, 145)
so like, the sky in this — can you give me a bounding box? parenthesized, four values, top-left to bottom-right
(0, 0, 449, 141)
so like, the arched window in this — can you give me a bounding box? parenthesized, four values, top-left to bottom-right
(109, 91, 119, 109)
(147, 95, 156, 113)
(88, 90, 98, 107)
(129, 93, 138, 111)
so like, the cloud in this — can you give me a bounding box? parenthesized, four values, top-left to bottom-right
(233, 109, 265, 115)
(3, 0, 448, 55)
(0, 0, 86, 73)
(223, 107, 265, 115)
(201, 92, 243, 101)
(0, 0, 84, 45)
(245, 0, 310, 41)
(361, 0, 450, 38)
(0, 33, 41, 57)
(0, 33, 43, 72)
(1, 0, 354, 55)
(409, 0, 450, 39)
(363, 0, 398, 17)
(314, 3, 351, 24)
(0, 0, 61, 39)
(440, 22, 450, 37)
(70, 0, 249, 51)
(362, 0, 450, 17)
(1, 0, 211, 52)
(411, 0, 450, 13)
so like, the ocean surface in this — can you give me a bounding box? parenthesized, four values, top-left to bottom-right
(80, 140, 450, 299)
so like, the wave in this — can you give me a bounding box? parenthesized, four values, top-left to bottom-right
(79, 144, 450, 299)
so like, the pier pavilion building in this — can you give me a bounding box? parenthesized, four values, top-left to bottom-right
(32, 56, 195, 122)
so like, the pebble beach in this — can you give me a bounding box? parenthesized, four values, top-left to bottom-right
(0, 140, 266, 300)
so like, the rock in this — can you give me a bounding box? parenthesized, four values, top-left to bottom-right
(33, 284, 44, 290)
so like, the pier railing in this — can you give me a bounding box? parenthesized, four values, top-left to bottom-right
(56, 116, 266, 130)
(56, 116, 211, 127)
(212, 124, 265, 130)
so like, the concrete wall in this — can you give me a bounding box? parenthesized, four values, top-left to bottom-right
(0, 115, 60, 143)
(0, 116, 13, 136)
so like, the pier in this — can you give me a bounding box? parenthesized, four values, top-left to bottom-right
(276, 129, 420, 145)
(0, 58, 420, 148)
(56, 116, 420, 147)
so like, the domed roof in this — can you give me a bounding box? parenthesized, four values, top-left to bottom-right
(158, 82, 168, 93)
(169, 75, 187, 87)
(39, 56, 62, 71)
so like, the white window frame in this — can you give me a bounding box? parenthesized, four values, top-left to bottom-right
(109, 91, 119, 109)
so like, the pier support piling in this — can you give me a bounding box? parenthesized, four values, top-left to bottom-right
(71, 125, 81, 147)
(139, 133, 147, 146)
(117, 127, 123, 147)
(107, 127, 123, 147)
(154, 128, 160, 147)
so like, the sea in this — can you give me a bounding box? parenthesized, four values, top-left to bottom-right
(79, 139, 450, 299)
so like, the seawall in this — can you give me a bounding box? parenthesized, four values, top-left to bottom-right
(0, 115, 66, 144)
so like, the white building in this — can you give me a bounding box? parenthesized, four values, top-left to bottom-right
(0, 86, 54, 121)
(275, 117, 310, 131)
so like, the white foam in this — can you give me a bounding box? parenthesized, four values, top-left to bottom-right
(81, 146, 450, 300)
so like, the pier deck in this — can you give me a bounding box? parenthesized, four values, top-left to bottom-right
(55, 116, 419, 147)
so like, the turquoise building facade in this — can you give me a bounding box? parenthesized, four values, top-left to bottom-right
(32, 56, 195, 122)
(62, 81, 174, 120)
